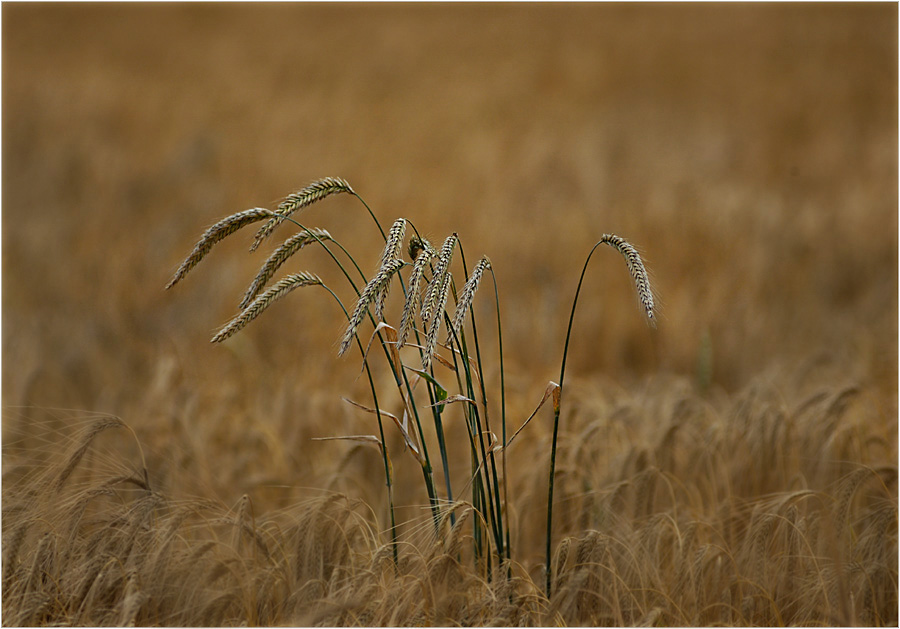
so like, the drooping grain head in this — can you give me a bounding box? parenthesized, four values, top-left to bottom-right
(166, 208, 276, 290)
(599, 233, 655, 326)
(422, 268, 453, 372)
(379, 218, 408, 269)
(373, 219, 408, 320)
(449, 256, 491, 341)
(212, 272, 323, 343)
(251, 177, 354, 251)
(338, 259, 405, 356)
(421, 233, 458, 327)
(56, 417, 126, 492)
(398, 242, 436, 349)
(240, 227, 332, 310)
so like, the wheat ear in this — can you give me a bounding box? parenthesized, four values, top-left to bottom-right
(240, 227, 332, 310)
(338, 259, 405, 356)
(212, 272, 322, 342)
(373, 218, 407, 321)
(251, 177, 353, 251)
(166, 208, 276, 289)
(379, 218, 408, 269)
(56, 417, 125, 491)
(421, 233, 458, 327)
(422, 266, 453, 372)
(599, 233, 655, 325)
(449, 255, 490, 340)
(397, 238, 436, 349)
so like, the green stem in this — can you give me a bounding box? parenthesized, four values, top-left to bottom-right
(432, 403, 454, 505)
(444, 321, 488, 563)
(488, 268, 511, 564)
(351, 191, 387, 241)
(545, 239, 614, 596)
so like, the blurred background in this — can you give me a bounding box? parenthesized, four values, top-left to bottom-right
(3, 4, 896, 502)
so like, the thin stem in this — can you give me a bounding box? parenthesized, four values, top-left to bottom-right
(488, 267, 510, 563)
(545, 238, 622, 596)
(450, 321, 497, 567)
(432, 402, 455, 505)
(351, 192, 387, 241)
(444, 320, 488, 563)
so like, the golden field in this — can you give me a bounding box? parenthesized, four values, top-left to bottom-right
(2, 3, 897, 626)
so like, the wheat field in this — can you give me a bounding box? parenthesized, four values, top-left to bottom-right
(2, 4, 897, 626)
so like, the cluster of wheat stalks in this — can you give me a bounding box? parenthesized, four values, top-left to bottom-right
(164, 176, 655, 581)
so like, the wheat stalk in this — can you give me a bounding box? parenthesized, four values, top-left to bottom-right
(166, 208, 276, 290)
(339, 259, 405, 356)
(212, 272, 322, 343)
(449, 255, 490, 340)
(545, 232, 656, 597)
(398, 239, 436, 349)
(373, 218, 408, 321)
(240, 227, 332, 310)
(251, 177, 354, 251)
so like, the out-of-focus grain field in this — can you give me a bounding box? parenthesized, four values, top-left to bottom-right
(3, 4, 897, 626)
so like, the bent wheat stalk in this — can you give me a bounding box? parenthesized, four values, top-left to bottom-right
(168, 181, 408, 564)
(545, 233, 655, 596)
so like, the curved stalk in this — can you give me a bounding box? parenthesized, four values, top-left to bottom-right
(545, 237, 648, 595)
